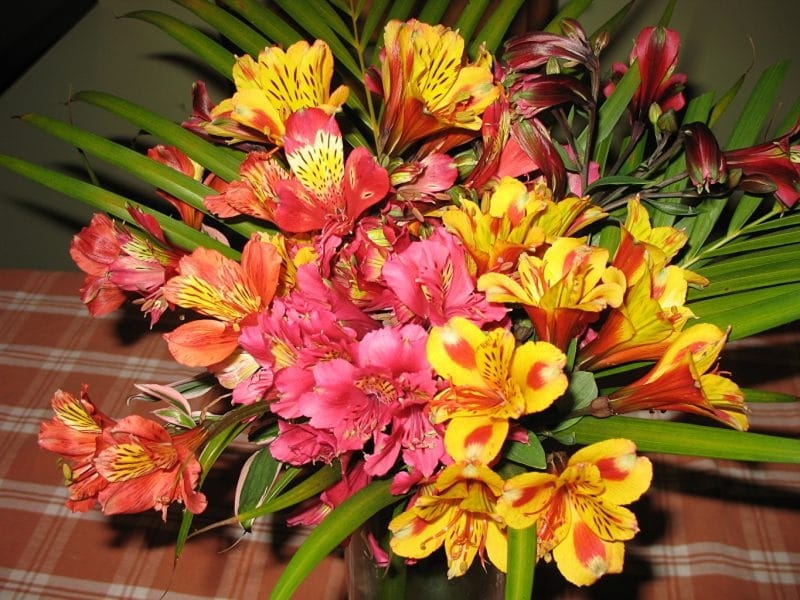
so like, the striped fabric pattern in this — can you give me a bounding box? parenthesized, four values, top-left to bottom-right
(0, 269, 798, 599)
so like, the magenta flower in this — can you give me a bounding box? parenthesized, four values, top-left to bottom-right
(724, 120, 800, 207)
(382, 227, 507, 327)
(683, 122, 728, 192)
(606, 26, 687, 123)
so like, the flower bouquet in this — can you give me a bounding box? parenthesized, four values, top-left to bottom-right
(2, 0, 799, 598)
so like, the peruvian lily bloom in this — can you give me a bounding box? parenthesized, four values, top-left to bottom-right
(146, 145, 206, 230)
(723, 119, 800, 208)
(577, 264, 697, 370)
(38, 386, 116, 512)
(199, 40, 349, 146)
(479, 237, 626, 350)
(382, 227, 508, 327)
(497, 439, 652, 587)
(374, 19, 500, 155)
(605, 26, 686, 124)
(162, 234, 282, 367)
(292, 324, 442, 477)
(602, 323, 749, 430)
(93, 416, 208, 519)
(70, 209, 185, 325)
(426, 316, 568, 431)
(441, 176, 548, 276)
(682, 122, 728, 193)
(273, 108, 390, 235)
(389, 420, 509, 578)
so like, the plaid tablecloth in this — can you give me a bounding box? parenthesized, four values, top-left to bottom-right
(0, 269, 798, 599)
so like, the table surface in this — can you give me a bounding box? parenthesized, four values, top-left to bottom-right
(1, 269, 798, 599)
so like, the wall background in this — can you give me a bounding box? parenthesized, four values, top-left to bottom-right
(1, 0, 798, 269)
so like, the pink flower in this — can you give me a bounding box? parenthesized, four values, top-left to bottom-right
(382, 227, 507, 327)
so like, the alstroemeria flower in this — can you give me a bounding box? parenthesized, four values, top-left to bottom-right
(382, 227, 507, 327)
(682, 122, 728, 193)
(604, 323, 749, 430)
(70, 210, 185, 324)
(375, 19, 500, 155)
(274, 108, 390, 235)
(389, 420, 509, 578)
(162, 234, 282, 367)
(497, 439, 652, 586)
(94, 417, 208, 519)
(442, 176, 548, 276)
(577, 265, 696, 369)
(200, 40, 348, 146)
(479, 237, 626, 350)
(426, 316, 568, 430)
(38, 386, 116, 512)
(605, 26, 686, 124)
(724, 119, 800, 208)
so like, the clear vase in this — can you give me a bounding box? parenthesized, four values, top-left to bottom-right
(345, 521, 505, 600)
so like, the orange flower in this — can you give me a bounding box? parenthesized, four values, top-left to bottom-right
(162, 234, 282, 366)
(604, 323, 749, 430)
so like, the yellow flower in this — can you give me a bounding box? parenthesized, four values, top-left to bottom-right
(204, 40, 348, 145)
(426, 316, 568, 429)
(379, 19, 500, 155)
(389, 420, 508, 578)
(442, 176, 548, 276)
(497, 439, 653, 586)
(479, 237, 626, 349)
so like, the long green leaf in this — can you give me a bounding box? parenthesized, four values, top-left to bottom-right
(688, 282, 800, 340)
(0, 155, 239, 258)
(562, 416, 800, 463)
(216, 0, 303, 46)
(270, 478, 399, 600)
(20, 113, 261, 240)
(454, 0, 492, 46)
(506, 526, 536, 600)
(544, 0, 593, 33)
(123, 10, 235, 80)
(73, 90, 242, 182)
(170, 0, 270, 57)
(689, 262, 800, 300)
(272, 0, 361, 79)
(471, 0, 527, 57)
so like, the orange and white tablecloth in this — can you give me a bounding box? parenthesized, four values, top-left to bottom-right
(0, 269, 798, 599)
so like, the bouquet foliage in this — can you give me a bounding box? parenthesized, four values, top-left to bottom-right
(3, 0, 800, 597)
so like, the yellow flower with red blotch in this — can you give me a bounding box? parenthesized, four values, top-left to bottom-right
(498, 438, 652, 586)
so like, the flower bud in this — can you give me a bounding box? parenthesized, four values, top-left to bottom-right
(682, 122, 727, 192)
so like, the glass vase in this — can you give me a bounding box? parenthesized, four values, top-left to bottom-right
(345, 520, 505, 600)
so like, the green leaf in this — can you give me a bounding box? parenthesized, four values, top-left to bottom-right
(688, 282, 800, 340)
(561, 416, 800, 463)
(272, 0, 361, 79)
(656, 0, 677, 27)
(170, 0, 270, 57)
(0, 155, 239, 258)
(742, 388, 797, 403)
(20, 113, 262, 240)
(123, 10, 236, 80)
(73, 90, 242, 182)
(584, 175, 654, 194)
(470, 0, 526, 57)
(235, 447, 302, 531)
(506, 525, 536, 600)
(454, 0, 491, 41)
(215, 0, 302, 46)
(270, 478, 400, 600)
(544, 0, 593, 33)
(505, 429, 546, 469)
